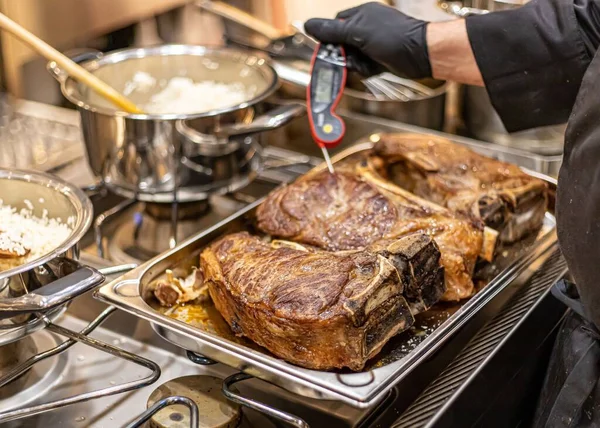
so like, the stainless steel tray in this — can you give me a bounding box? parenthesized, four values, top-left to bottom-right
(266, 110, 564, 178)
(96, 137, 558, 409)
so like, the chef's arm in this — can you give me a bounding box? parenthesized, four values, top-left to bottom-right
(426, 20, 483, 87)
(465, 0, 600, 132)
(305, 1, 600, 132)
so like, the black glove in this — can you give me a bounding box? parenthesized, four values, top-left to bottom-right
(304, 2, 431, 79)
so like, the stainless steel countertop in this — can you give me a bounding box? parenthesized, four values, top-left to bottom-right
(0, 99, 565, 426)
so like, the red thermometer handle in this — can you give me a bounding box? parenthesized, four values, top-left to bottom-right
(307, 43, 348, 149)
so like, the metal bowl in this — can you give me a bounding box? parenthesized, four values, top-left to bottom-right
(340, 77, 447, 131)
(273, 59, 447, 131)
(0, 169, 103, 344)
(48, 45, 304, 202)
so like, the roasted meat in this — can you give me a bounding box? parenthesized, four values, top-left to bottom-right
(373, 133, 548, 243)
(200, 232, 444, 371)
(256, 157, 488, 301)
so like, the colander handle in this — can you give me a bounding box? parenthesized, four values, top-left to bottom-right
(0, 263, 104, 319)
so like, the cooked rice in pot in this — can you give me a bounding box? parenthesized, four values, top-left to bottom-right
(0, 199, 74, 272)
(124, 72, 256, 115)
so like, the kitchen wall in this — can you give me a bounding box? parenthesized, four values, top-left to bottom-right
(0, 0, 197, 99)
(0, 0, 455, 104)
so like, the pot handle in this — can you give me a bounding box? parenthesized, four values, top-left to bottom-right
(0, 263, 104, 319)
(437, 0, 490, 17)
(176, 102, 306, 142)
(215, 103, 306, 138)
(47, 48, 104, 83)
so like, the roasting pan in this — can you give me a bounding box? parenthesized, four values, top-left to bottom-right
(96, 137, 558, 408)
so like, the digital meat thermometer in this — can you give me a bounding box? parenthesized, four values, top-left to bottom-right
(307, 43, 348, 174)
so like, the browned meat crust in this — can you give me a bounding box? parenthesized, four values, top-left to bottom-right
(374, 133, 548, 243)
(256, 157, 483, 301)
(200, 232, 443, 371)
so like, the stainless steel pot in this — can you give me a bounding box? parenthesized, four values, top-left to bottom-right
(463, 85, 566, 154)
(273, 59, 447, 131)
(437, 0, 564, 154)
(0, 169, 103, 345)
(47, 45, 305, 203)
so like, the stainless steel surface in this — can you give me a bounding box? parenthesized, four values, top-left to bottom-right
(437, 0, 527, 16)
(0, 307, 161, 424)
(0, 308, 118, 391)
(196, 103, 306, 140)
(0, 307, 66, 346)
(0, 263, 103, 319)
(89, 145, 317, 265)
(96, 137, 559, 408)
(223, 373, 309, 428)
(341, 80, 446, 130)
(271, 59, 448, 131)
(462, 85, 566, 155)
(0, 330, 67, 412)
(0, 169, 91, 278)
(0, 96, 82, 172)
(2, 287, 371, 427)
(0, 168, 102, 338)
(0, 335, 36, 400)
(267, 110, 563, 178)
(47, 45, 299, 202)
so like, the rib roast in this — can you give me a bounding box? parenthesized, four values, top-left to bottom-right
(256, 155, 491, 301)
(200, 232, 444, 371)
(156, 133, 548, 372)
(373, 133, 548, 243)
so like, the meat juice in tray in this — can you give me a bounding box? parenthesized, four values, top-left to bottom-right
(147, 132, 551, 372)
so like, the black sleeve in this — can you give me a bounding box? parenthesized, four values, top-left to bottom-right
(557, 49, 600, 329)
(466, 0, 600, 133)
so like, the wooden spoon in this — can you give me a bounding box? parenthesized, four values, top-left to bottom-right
(0, 12, 144, 114)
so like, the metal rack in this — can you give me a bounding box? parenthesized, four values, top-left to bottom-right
(0, 305, 161, 424)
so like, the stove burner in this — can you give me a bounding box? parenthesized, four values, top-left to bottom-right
(108, 202, 211, 265)
(101, 196, 247, 266)
(146, 375, 240, 428)
(144, 201, 210, 221)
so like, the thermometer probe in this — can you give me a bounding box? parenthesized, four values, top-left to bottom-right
(307, 43, 348, 173)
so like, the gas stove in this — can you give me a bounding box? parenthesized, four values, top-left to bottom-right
(0, 100, 569, 428)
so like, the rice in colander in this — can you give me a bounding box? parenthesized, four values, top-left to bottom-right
(0, 199, 74, 272)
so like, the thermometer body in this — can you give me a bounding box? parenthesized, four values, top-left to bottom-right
(307, 44, 348, 152)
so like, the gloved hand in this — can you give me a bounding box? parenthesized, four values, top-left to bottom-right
(304, 2, 431, 79)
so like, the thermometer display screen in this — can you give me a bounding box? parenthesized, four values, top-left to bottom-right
(314, 68, 334, 103)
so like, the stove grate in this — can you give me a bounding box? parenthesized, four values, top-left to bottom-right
(0, 303, 163, 424)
